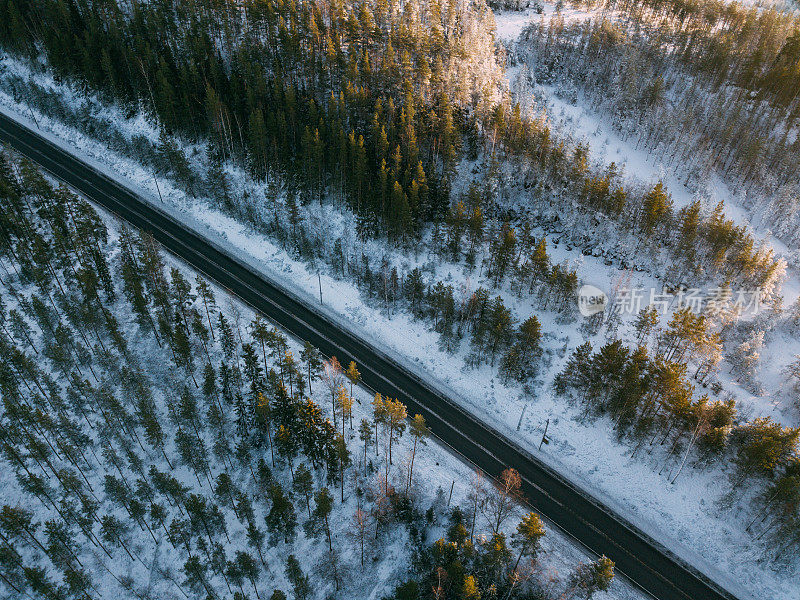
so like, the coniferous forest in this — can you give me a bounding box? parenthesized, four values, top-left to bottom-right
(0, 0, 786, 289)
(0, 0, 799, 598)
(0, 151, 619, 598)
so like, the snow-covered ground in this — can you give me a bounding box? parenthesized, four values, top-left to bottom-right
(1, 49, 798, 600)
(149, 219, 643, 600)
(497, 5, 794, 241)
(497, 1, 800, 404)
(501, 62, 800, 427)
(0, 157, 640, 600)
(494, 4, 596, 43)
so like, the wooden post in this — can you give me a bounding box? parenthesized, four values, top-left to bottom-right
(539, 418, 550, 451)
(153, 172, 165, 203)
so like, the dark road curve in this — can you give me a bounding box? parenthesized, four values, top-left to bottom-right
(0, 111, 739, 600)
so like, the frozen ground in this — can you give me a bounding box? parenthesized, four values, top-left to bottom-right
(497, 5, 793, 234)
(151, 226, 643, 600)
(1, 50, 798, 600)
(0, 164, 639, 600)
(496, 2, 800, 421)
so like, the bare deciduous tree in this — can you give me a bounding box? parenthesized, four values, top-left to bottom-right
(346, 508, 371, 567)
(322, 356, 344, 428)
(481, 467, 523, 535)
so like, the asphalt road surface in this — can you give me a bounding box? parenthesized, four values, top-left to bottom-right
(0, 111, 740, 600)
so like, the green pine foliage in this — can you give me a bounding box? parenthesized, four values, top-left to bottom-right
(0, 0, 494, 238)
(0, 150, 629, 599)
(553, 337, 800, 507)
(0, 0, 782, 294)
(0, 152, 637, 598)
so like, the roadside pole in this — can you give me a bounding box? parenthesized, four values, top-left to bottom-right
(539, 418, 550, 451)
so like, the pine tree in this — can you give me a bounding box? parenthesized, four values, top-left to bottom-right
(489, 222, 517, 287)
(285, 555, 311, 600)
(0, 506, 47, 555)
(256, 392, 275, 467)
(226, 555, 246, 598)
(300, 341, 323, 395)
(275, 425, 299, 480)
(634, 305, 659, 343)
(358, 418, 372, 475)
(640, 182, 673, 238)
(195, 276, 217, 341)
(733, 418, 800, 486)
(336, 386, 351, 435)
(335, 434, 351, 501)
(171, 310, 197, 386)
(385, 398, 407, 466)
(485, 296, 514, 366)
(246, 521, 269, 570)
(463, 574, 480, 600)
(407, 414, 429, 493)
(218, 313, 237, 362)
(214, 473, 241, 521)
(322, 356, 344, 428)
(184, 555, 215, 598)
(554, 342, 593, 398)
(499, 345, 525, 384)
(293, 464, 314, 518)
(265, 482, 297, 545)
(99, 514, 135, 561)
(305, 487, 334, 551)
(511, 512, 545, 570)
(566, 555, 615, 599)
(236, 551, 261, 600)
(251, 316, 272, 375)
(346, 360, 361, 400)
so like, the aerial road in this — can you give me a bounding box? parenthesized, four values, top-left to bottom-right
(0, 111, 739, 600)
